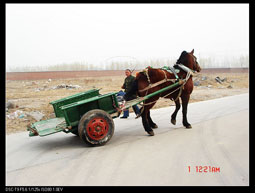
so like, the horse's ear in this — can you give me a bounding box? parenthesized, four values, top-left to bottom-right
(190, 49, 194, 54)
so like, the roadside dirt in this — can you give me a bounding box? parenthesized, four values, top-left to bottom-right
(6, 70, 249, 134)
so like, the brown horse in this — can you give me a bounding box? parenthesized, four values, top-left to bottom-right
(125, 49, 201, 136)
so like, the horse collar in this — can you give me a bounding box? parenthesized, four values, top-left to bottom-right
(175, 64, 195, 76)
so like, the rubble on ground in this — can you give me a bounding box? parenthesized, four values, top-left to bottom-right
(51, 84, 81, 90)
(215, 77, 223, 84)
(201, 76, 207, 81)
(34, 84, 81, 92)
(6, 110, 25, 120)
(6, 101, 19, 112)
(6, 109, 45, 121)
(26, 111, 45, 121)
(193, 75, 234, 89)
(193, 80, 201, 86)
(6, 101, 16, 109)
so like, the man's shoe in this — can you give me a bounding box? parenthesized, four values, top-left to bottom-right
(120, 116, 128, 119)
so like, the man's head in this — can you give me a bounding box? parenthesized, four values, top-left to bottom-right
(125, 69, 132, 77)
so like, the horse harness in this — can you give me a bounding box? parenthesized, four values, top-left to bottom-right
(138, 64, 195, 102)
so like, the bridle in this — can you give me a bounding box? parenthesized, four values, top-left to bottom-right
(191, 54, 200, 72)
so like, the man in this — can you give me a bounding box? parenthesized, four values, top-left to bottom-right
(120, 69, 140, 118)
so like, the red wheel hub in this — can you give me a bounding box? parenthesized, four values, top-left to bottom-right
(86, 117, 109, 141)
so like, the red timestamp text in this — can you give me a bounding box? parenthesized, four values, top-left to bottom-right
(188, 165, 220, 173)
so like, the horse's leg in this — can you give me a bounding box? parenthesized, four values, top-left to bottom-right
(181, 94, 192, 128)
(171, 98, 181, 125)
(147, 109, 158, 129)
(141, 106, 154, 136)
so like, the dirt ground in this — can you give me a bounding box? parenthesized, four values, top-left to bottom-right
(6, 71, 249, 134)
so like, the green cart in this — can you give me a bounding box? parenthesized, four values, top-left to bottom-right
(27, 80, 182, 146)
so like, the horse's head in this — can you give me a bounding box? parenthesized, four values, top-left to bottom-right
(176, 49, 201, 73)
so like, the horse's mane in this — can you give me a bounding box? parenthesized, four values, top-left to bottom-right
(176, 51, 188, 64)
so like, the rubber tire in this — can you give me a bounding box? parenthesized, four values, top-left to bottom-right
(78, 109, 115, 146)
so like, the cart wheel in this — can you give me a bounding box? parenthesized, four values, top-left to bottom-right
(78, 109, 114, 146)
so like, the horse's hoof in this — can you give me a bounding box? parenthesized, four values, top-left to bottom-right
(185, 125, 192, 129)
(152, 124, 158, 129)
(171, 119, 176, 125)
(147, 130, 155, 136)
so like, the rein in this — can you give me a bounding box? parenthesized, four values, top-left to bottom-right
(137, 64, 193, 111)
(138, 64, 194, 93)
(133, 64, 194, 119)
(138, 68, 176, 93)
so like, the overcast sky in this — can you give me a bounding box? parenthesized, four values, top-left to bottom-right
(6, 4, 249, 71)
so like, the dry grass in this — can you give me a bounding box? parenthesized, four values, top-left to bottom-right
(6, 72, 249, 134)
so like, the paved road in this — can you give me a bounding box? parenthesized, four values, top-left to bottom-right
(6, 93, 249, 186)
